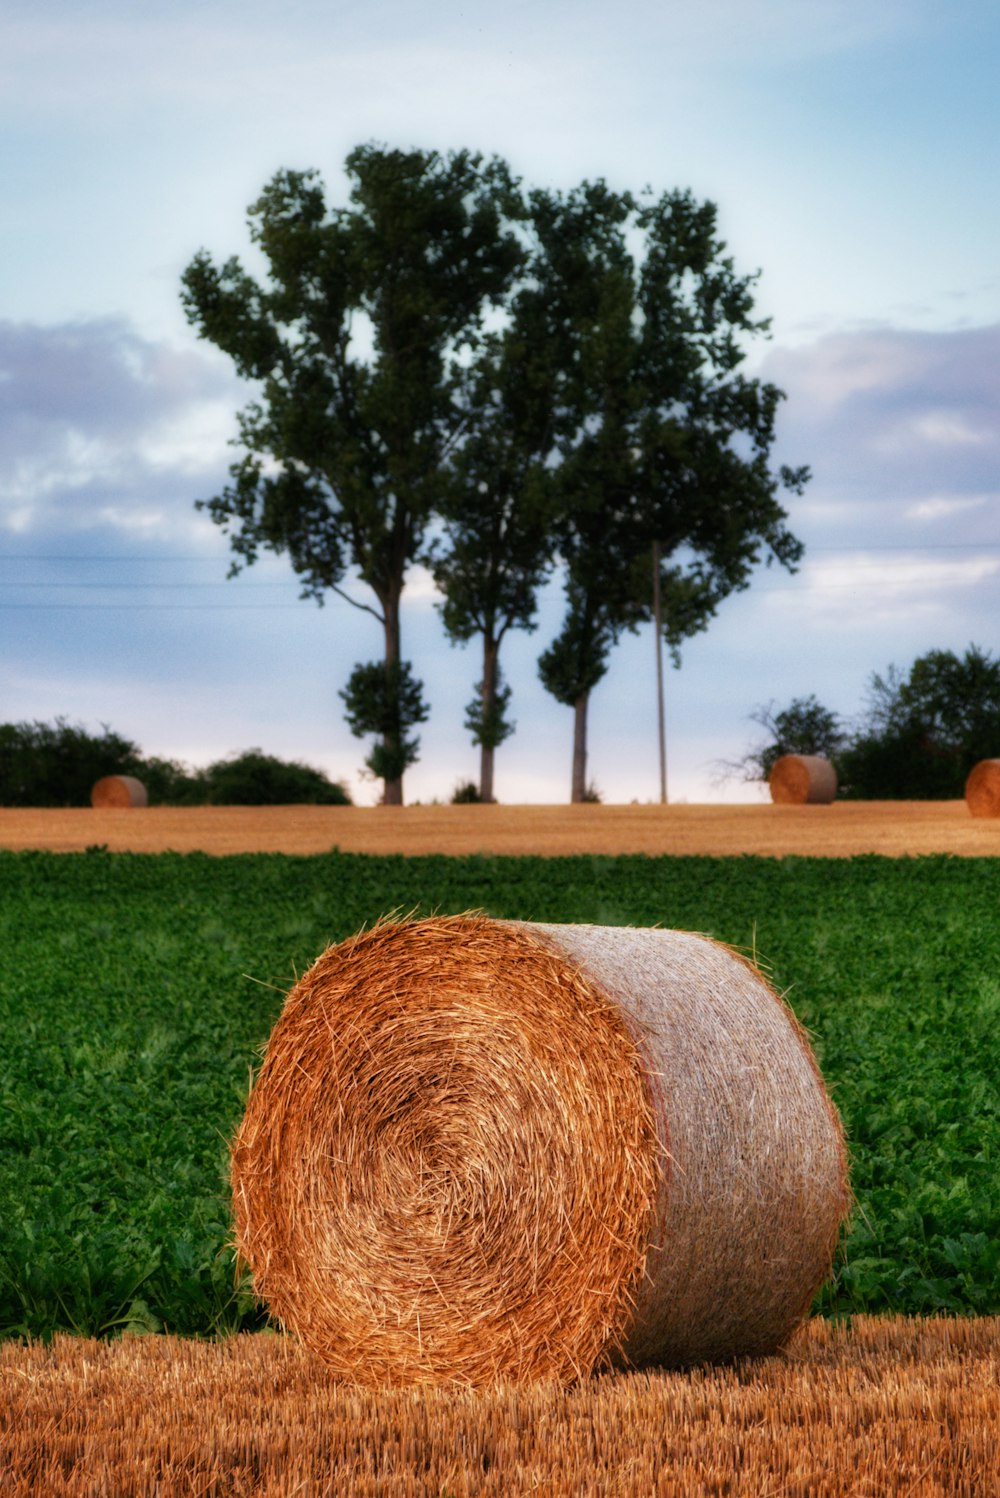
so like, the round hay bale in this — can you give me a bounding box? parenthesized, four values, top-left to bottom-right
(769, 754, 837, 804)
(965, 759, 1000, 817)
(90, 775, 148, 809)
(231, 915, 849, 1387)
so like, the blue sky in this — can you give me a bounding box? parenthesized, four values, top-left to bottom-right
(2, 0, 998, 804)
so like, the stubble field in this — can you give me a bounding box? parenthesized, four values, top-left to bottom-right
(0, 796, 997, 858)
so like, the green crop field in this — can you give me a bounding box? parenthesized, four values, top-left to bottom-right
(2, 848, 999, 1341)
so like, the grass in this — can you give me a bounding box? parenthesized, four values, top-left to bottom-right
(2, 849, 999, 1339)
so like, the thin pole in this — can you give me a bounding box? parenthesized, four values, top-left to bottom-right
(652, 540, 667, 804)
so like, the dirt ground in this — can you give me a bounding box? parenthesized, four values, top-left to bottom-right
(0, 799, 997, 857)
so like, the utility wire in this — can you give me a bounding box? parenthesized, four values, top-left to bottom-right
(3, 542, 1000, 562)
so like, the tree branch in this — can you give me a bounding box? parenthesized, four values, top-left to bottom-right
(329, 583, 385, 624)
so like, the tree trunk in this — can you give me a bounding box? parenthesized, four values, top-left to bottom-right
(479, 746, 495, 806)
(479, 636, 499, 803)
(571, 692, 589, 803)
(382, 594, 404, 807)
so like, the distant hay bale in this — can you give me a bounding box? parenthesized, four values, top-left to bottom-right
(231, 915, 849, 1388)
(965, 759, 1000, 818)
(90, 775, 148, 808)
(769, 754, 837, 805)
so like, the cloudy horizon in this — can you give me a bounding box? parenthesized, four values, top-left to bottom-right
(3, 1, 998, 805)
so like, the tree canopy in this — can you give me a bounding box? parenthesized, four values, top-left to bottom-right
(183, 145, 810, 804)
(181, 144, 524, 803)
(840, 645, 1000, 798)
(525, 181, 808, 800)
(732, 645, 1000, 800)
(429, 239, 564, 801)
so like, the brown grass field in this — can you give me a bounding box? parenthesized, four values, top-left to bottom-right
(3, 803, 998, 1494)
(0, 797, 998, 858)
(3, 1318, 998, 1496)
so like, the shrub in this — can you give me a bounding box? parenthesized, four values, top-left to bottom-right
(746, 696, 846, 785)
(0, 721, 352, 807)
(840, 647, 1000, 799)
(200, 750, 351, 806)
(138, 756, 204, 806)
(451, 780, 482, 804)
(0, 719, 144, 807)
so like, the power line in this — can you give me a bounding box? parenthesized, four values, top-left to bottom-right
(0, 603, 308, 610)
(2, 542, 1000, 562)
(0, 581, 300, 589)
(767, 544, 1000, 558)
(0, 555, 228, 562)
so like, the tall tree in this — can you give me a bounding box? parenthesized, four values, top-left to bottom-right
(431, 279, 561, 802)
(180, 145, 524, 803)
(531, 182, 808, 801)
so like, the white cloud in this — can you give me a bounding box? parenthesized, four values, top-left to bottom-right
(403, 565, 445, 608)
(139, 399, 239, 476)
(763, 323, 1000, 542)
(760, 551, 1000, 630)
(904, 411, 992, 448)
(906, 494, 990, 522)
(0, 317, 237, 535)
(808, 552, 1000, 594)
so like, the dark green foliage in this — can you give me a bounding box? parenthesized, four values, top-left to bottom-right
(0, 719, 145, 808)
(0, 721, 350, 807)
(182, 149, 811, 806)
(181, 145, 525, 803)
(463, 670, 514, 752)
(339, 660, 429, 786)
(199, 750, 351, 806)
(135, 756, 204, 806)
(537, 579, 619, 708)
(450, 780, 482, 803)
(431, 256, 562, 796)
(3, 851, 1000, 1339)
(841, 646, 1000, 798)
(526, 181, 808, 798)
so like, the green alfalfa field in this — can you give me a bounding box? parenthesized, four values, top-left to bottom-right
(2, 845, 999, 1341)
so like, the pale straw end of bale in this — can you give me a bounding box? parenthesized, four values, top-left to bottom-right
(90, 775, 148, 808)
(769, 754, 837, 805)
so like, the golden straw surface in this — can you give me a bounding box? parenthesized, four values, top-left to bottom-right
(231, 915, 848, 1387)
(769, 754, 837, 804)
(965, 758, 1000, 817)
(232, 914, 659, 1387)
(89, 775, 148, 808)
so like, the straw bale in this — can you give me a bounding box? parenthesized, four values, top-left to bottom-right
(769, 754, 837, 804)
(90, 775, 148, 808)
(965, 759, 1000, 818)
(231, 914, 848, 1387)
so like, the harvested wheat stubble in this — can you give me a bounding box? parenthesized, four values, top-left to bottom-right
(231, 915, 849, 1388)
(769, 754, 837, 805)
(4, 1319, 1000, 1498)
(89, 774, 147, 808)
(965, 759, 1000, 818)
